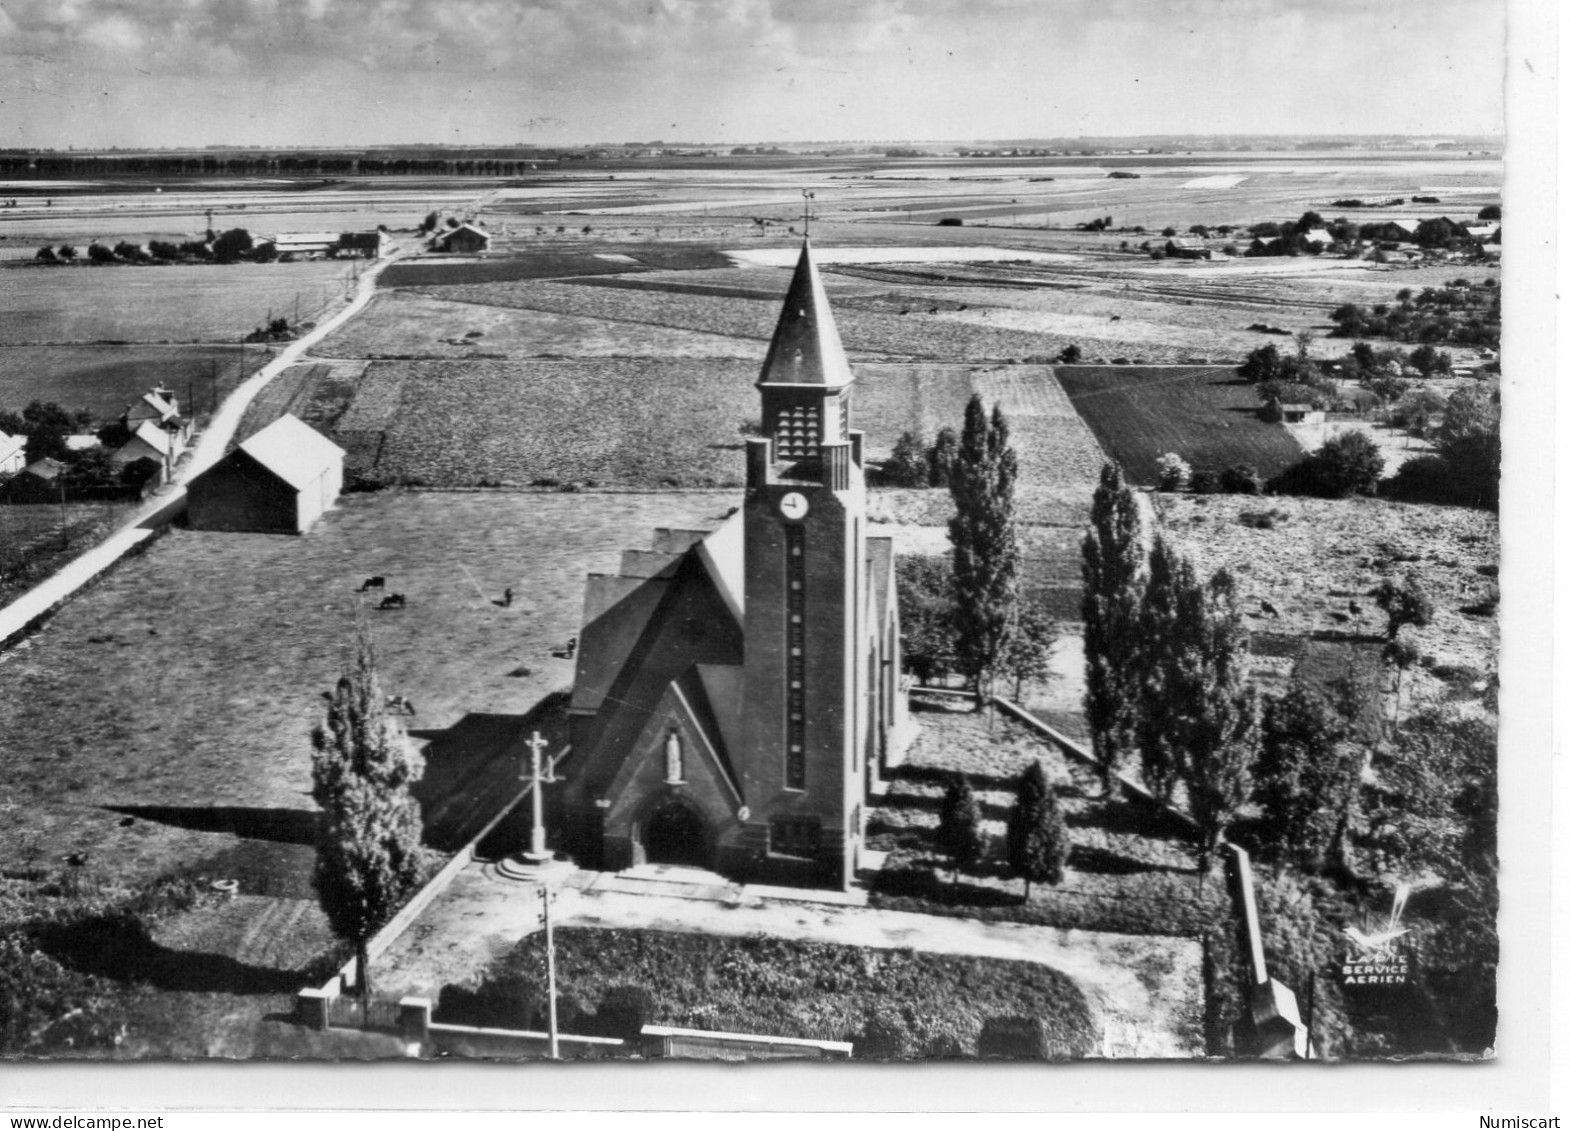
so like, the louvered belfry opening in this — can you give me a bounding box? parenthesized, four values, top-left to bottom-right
(769, 397, 824, 464)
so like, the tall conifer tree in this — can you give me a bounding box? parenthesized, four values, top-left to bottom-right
(1006, 760, 1070, 900)
(311, 620, 426, 1010)
(1081, 462, 1147, 795)
(1180, 568, 1261, 883)
(1135, 535, 1196, 804)
(948, 395, 1019, 705)
(937, 772, 984, 885)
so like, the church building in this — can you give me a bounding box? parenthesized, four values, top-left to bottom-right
(559, 240, 905, 890)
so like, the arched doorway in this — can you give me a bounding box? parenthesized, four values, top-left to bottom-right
(643, 799, 708, 868)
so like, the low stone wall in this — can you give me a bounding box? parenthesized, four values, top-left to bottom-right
(639, 1024, 852, 1061)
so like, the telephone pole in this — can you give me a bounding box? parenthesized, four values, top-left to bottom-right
(542, 887, 560, 1060)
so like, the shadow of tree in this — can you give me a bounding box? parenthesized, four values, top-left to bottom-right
(37, 911, 307, 996)
(1069, 843, 1192, 877)
(1064, 797, 1191, 840)
(104, 805, 318, 846)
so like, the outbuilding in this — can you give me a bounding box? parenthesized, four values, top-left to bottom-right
(186, 414, 344, 534)
(0, 458, 65, 504)
(437, 222, 491, 254)
(0, 430, 26, 476)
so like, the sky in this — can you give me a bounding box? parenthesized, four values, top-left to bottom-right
(0, 0, 1507, 149)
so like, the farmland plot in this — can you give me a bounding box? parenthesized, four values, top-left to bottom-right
(0, 343, 252, 418)
(332, 359, 1106, 493)
(313, 290, 764, 360)
(0, 261, 354, 344)
(412, 278, 1073, 360)
(1055, 365, 1304, 485)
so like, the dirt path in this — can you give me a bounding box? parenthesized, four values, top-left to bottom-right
(375, 863, 1204, 1059)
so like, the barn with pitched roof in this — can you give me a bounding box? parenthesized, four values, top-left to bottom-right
(558, 240, 907, 890)
(186, 414, 344, 534)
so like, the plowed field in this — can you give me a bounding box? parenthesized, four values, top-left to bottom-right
(1055, 365, 1303, 484)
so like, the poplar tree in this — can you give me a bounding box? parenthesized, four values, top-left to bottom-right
(948, 394, 1019, 706)
(1180, 568, 1261, 884)
(1006, 760, 1070, 901)
(312, 620, 426, 1012)
(1134, 535, 1195, 804)
(1081, 462, 1146, 796)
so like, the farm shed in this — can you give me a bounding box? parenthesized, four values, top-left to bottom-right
(260, 232, 341, 258)
(337, 230, 395, 258)
(437, 223, 491, 254)
(1278, 403, 1324, 424)
(186, 414, 344, 534)
(0, 430, 28, 476)
(1164, 237, 1211, 259)
(1301, 228, 1335, 247)
(1, 458, 65, 504)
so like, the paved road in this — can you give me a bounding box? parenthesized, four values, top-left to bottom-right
(0, 252, 402, 649)
(373, 861, 1205, 1059)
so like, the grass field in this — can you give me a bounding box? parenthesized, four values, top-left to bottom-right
(1055, 365, 1305, 484)
(0, 261, 355, 344)
(0, 343, 256, 419)
(0, 490, 765, 891)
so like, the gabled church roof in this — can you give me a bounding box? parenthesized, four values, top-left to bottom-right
(756, 240, 855, 389)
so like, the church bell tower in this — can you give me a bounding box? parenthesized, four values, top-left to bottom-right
(737, 240, 869, 889)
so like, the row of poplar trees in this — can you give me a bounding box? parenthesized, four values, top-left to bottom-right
(1082, 462, 1258, 880)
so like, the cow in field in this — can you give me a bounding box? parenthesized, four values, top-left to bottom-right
(551, 636, 577, 659)
(356, 576, 386, 593)
(377, 593, 407, 610)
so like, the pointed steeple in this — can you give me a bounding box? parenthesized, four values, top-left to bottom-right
(756, 240, 854, 389)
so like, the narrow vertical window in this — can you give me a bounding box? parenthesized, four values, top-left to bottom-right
(785, 524, 806, 789)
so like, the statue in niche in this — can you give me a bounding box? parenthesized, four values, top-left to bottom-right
(664, 730, 683, 784)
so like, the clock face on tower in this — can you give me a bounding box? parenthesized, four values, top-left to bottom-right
(779, 492, 809, 520)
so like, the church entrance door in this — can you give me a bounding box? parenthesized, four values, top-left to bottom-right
(643, 800, 708, 868)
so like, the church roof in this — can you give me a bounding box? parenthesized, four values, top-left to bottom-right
(695, 509, 744, 623)
(571, 510, 745, 719)
(756, 240, 855, 390)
